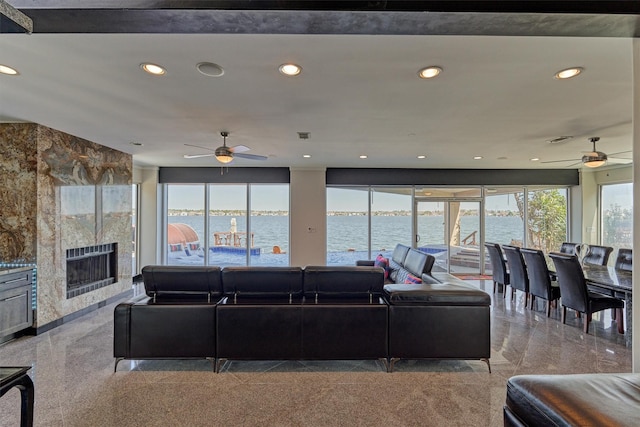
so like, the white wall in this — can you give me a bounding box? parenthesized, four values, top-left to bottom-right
(579, 170, 599, 244)
(133, 165, 160, 271)
(289, 168, 327, 266)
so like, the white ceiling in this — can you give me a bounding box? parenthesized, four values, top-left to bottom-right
(0, 32, 634, 169)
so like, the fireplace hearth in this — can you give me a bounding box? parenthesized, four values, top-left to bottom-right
(66, 243, 117, 299)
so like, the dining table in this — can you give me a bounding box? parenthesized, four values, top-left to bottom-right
(582, 263, 632, 345)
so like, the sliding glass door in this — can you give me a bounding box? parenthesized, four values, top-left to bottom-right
(415, 188, 482, 274)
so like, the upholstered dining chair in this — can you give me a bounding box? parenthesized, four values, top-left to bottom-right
(615, 248, 632, 271)
(549, 252, 623, 334)
(484, 242, 509, 295)
(582, 245, 614, 266)
(502, 245, 529, 304)
(520, 248, 560, 317)
(559, 242, 580, 255)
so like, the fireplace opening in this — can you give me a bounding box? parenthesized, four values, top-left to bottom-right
(66, 243, 117, 298)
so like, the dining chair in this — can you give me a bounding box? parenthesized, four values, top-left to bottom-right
(582, 245, 614, 266)
(484, 242, 509, 295)
(615, 248, 632, 271)
(549, 252, 623, 334)
(559, 242, 580, 255)
(521, 248, 561, 317)
(502, 245, 529, 304)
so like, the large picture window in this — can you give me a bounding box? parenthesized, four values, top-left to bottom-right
(164, 183, 289, 267)
(167, 184, 205, 266)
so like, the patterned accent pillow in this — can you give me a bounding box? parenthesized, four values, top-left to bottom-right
(374, 254, 390, 279)
(404, 273, 422, 284)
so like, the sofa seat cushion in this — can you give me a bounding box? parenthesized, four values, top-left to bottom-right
(384, 282, 491, 306)
(505, 373, 640, 427)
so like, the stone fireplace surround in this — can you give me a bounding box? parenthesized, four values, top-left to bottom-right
(0, 123, 133, 331)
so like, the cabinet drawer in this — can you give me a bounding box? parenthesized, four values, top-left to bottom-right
(0, 270, 32, 290)
(0, 286, 33, 337)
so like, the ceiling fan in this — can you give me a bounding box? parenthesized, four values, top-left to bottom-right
(184, 131, 268, 164)
(541, 137, 632, 168)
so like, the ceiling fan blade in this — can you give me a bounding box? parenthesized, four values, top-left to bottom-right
(234, 153, 268, 160)
(183, 153, 217, 159)
(540, 158, 580, 164)
(230, 145, 251, 153)
(608, 150, 632, 157)
(184, 143, 215, 152)
(608, 157, 633, 164)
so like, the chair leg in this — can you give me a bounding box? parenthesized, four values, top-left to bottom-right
(493, 281, 496, 293)
(612, 308, 616, 320)
(561, 306, 567, 324)
(530, 295, 535, 310)
(511, 287, 515, 301)
(583, 312, 590, 334)
(546, 300, 551, 317)
(616, 308, 624, 334)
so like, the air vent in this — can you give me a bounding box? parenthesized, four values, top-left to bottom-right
(297, 132, 310, 140)
(546, 136, 573, 144)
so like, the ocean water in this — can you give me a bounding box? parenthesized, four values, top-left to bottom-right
(167, 214, 525, 266)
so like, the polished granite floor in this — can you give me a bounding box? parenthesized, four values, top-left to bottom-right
(0, 280, 632, 427)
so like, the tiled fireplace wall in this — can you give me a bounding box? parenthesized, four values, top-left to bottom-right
(0, 123, 132, 328)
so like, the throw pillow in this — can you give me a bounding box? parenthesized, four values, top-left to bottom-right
(404, 273, 422, 284)
(374, 254, 390, 279)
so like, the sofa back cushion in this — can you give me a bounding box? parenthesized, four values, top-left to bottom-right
(391, 244, 411, 265)
(222, 267, 304, 301)
(303, 266, 384, 301)
(141, 265, 222, 301)
(403, 249, 436, 277)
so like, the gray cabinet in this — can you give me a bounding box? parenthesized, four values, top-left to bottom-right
(0, 269, 33, 340)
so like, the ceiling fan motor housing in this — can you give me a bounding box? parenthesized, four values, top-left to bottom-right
(215, 145, 233, 163)
(582, 151, 607, 162)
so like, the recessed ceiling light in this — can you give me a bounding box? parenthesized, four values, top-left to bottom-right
(554, 67, 583, 79)
(0, 65, 19, 75)
(303, 154, 311, 158)
(530, 158, 540, 162)
(474, 156, 483, 160)
(359, 155, 368, 159)
(418, 66, 442, 79)
(140, 63, 166, 75)
(279, 63, 302, 76)
(417, 155, 426, 159)
(196, 62, 224, 77)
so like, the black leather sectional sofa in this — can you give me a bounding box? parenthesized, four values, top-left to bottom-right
(114, 258, 491, 373)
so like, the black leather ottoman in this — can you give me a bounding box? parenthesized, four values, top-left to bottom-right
(504, 373, 640, 426)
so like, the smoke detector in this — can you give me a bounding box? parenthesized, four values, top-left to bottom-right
(297, 132, 310, 140)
